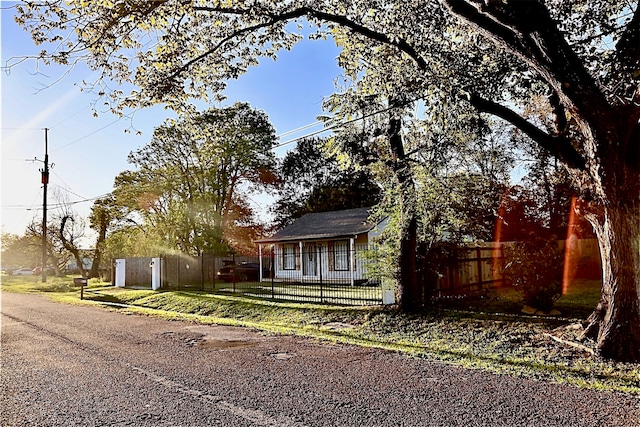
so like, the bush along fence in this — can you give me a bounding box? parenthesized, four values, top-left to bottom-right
(112, 239, 601, 306)
(417, 242, 507, 302)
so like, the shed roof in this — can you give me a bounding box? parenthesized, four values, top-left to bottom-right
(256, 207, 377, 243)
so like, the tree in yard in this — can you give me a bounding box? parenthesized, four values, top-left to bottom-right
(1, 232, 40, 271)
(112, 103, 278, 256)
(503, 235, 564, 313)
(24, 218, 72, 275)
(87, 195, 123, 278)
(102, 226, 161, 259)
(273, 137, 382, 228)
(13, 1, 639, 360)
(59, 213, 88, 278)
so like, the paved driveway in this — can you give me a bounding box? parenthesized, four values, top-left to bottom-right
(1, 292, 639, 426)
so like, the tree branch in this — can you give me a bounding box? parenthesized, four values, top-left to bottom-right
(302, 8, 428, 71)
(441, 0, 612, 128)
(165, 19, 277, 83)
(467, 93, 586, 171)
(192, 5, 429, 70)
(614, 5, 640, 79)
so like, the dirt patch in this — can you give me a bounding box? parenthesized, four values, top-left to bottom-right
(198, 339, 258, 349)
(183, 325, 268, 350)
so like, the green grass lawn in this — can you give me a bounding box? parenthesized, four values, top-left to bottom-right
(2, 274, 638, 395)
(164, 279, 383, 304)
(437, 279, 601, 319)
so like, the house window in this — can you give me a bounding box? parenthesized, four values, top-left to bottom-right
(334, 240, 349, 271)
(283, 244, 296, 270)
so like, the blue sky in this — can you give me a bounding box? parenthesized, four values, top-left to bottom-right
(1, 3, 343, 239)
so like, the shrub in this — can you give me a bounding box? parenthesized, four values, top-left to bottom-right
(503, 236, 564, 312)
(417, 241, 467, 300)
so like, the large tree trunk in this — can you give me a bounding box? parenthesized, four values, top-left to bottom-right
(581, 124, 640, 362)
(387, 112, 420, 311)
(89, 217, 107, 279)
(583, 205, 640, 361)
(397, 214, 419, 310)
(60, 215, 87, 278)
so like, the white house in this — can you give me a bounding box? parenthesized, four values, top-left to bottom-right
(256, 207, 387, 286)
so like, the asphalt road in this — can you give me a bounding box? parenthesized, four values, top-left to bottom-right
(2, 292, 639, 427)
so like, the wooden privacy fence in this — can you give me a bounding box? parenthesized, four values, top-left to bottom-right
(422, 239, 602, 298)
(424, 243, 506, 298)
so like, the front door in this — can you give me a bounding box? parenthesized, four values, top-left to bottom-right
(302, 244, 317, 277)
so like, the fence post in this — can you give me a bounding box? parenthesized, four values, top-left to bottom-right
(271, 247, 275, 299)
(213, 254, 217, 291)
(476, 247, 483, 292)
(232, 253, 236, 293)
(318, 244, 323, 303)
(499, 244, 506, 287)
(177, 256, 181, 291)
(162, 256, 167, 289)
(200, 255, 204, 292)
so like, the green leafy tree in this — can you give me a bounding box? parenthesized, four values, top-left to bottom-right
(24, 218, 72, 274)
(88, 195, 124, 278)
(324, 94, 424, 309)
(1, 232, 40, 271)
(503, 236, 564, 313)
(112, 103, 277, 256)
(274, 137, 382, 228)
(495, 185, 547, 242)
(519, 144, 583, 239)
(103, 226, 160, 259)
(13, 1, 640, 360)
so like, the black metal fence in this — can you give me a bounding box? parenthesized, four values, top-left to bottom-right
(263, 243, 384, 305)
(162, 254, 265, 292)
(114, 244, 503, 306)
(160, 245, 385, 306)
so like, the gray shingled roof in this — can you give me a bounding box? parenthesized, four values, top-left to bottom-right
(256, 207, 376, 243)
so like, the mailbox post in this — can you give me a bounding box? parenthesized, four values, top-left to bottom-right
(74, 277, 88, 300)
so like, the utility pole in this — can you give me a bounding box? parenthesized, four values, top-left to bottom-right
(41, 128, 49, 283)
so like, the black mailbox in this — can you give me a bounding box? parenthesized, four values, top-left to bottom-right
(73, 277, 88, 287)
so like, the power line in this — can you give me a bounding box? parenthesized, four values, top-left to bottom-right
(273, 95, 426, 149)
(51, 181, 87, 201)
(49, 105, 92, 130)
(53, 117, 123, 151)
(2, 192, 112, 211)
(275, 120, 323, 139)
(274, 127, 333, 148)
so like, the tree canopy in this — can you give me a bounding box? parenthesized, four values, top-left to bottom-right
(112, 103, 277, 255)
(273, 137, 382, 228)
(12, 0, 640, 361)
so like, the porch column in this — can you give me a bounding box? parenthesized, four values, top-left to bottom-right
(350, 237, 355, 286)
(258, 244, 263, 282)
(299, 241, 304, 281)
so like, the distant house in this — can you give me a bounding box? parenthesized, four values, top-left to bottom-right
(65, 257, 93, 273)
(256, 207, 387, 285)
